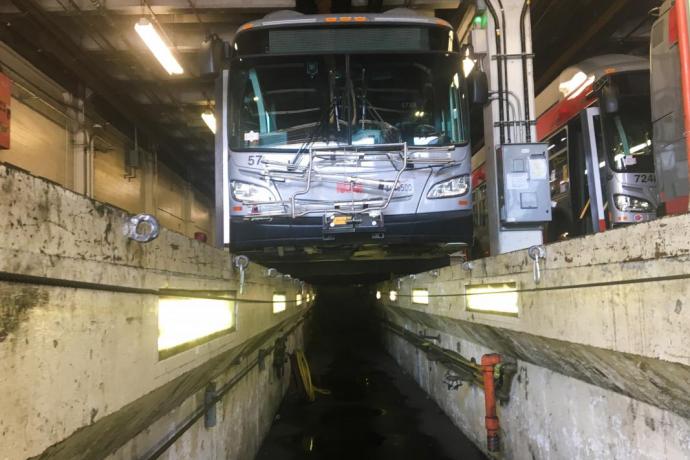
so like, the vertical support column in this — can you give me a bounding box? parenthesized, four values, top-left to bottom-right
(479, 0, 545, 255)
(140, 149, 157, 215)
(183, 182, 194, 238)
(63, 90, 91, 197)
(214, 70, 230, 248)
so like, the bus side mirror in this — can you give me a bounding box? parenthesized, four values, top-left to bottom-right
(601, 85, 619, 113)
(468, 69, 489, 105)
(200, 35, 226, 76)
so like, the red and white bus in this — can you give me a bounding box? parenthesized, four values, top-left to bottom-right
(473, 54, 657, 250)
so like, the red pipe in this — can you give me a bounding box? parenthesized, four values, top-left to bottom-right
(676, 0, 690, 211)
(481, 353, 501, 453)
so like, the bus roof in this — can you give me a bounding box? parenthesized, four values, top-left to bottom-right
(535, 54, 649, 118)
(235, 8, 451, 34)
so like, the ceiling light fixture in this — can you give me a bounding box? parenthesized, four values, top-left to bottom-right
(135, 18, 184, 75)
(201, 109, 216, 134)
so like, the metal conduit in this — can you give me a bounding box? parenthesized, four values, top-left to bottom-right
(141, 314, 308, 460)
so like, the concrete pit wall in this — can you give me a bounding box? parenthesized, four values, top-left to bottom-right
(378, 214, 690, 459)
(0, 164, 313, 460)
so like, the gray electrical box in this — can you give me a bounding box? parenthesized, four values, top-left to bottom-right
(497, 143, 552, 225)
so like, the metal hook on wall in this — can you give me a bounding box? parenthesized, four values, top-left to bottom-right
(527, 245, 546, 284)
(124, 214, 160, 243)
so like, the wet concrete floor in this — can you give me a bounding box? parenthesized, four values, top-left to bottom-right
(256, 287, 486, 460)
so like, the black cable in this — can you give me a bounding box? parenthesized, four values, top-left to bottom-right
(0, 271, 308, 304)
(484, 1, 505, 144)
(388, 270, 690, 299)
(520, 0, 532, 142)
(497, 0, 511, 143)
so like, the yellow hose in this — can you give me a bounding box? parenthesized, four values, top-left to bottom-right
(295, 350, 331, 402)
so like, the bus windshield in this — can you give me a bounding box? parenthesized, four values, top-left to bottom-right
(600, 73, 654, 173)
(229, 53, 468, 151)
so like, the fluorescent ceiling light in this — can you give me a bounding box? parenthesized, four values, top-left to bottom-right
(376, 290, 382, 300)
(201, 110, 216, 134)
(157, 297, 234, 353)
(135, 18, 184, 75)
(558, 71, 594, 100)
(629, 140, 651, 154)
(412, 289, 429, 305)
(466, 282, 519, 316)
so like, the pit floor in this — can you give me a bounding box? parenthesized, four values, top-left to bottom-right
(256, 287, 486, 460)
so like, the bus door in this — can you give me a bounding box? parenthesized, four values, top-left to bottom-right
(580, 107, 607, 233)
(545, 128, 573, 241)
(566, 115, 592, 238)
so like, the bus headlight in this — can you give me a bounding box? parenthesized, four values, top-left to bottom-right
(427, 175, 470, 199)
(231, 181, 277, 203)
(614, 194, 652, 213)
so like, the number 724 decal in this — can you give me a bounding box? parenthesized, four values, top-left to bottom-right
(634, 174, 655, 183)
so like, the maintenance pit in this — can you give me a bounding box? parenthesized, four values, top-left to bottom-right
(1, 1, 689, 460)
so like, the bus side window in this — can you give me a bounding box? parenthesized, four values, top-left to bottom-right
(547, 128, 569, 200)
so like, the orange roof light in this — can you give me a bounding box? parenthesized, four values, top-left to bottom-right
(339, 16, 353, 22)
(354, 16, 368, 22)
(239, 23, 253, 31)
(325, 17, 338, 22)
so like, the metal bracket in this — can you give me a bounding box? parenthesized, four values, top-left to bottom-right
(233, 255, 249, 294)
(418, 330, 441, 342)
(494, 359, 518, 404)
(273, 337, 288, 378)
(204, 383, 217, 428)
(258, 348, 269, 371)
(124, 214, 160, 242)
(528, 245, 546, 284)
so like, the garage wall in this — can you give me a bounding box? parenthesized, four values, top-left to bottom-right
(157, 162, 187, 235)
(0, 43, 214, 243)
(192, 189, 213, 237)
(92, 136, 143, 215)
(0, 96, 69, 186)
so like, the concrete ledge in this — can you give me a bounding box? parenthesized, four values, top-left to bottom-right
(379, 213, 690, 366)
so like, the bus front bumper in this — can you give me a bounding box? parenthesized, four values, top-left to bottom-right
(229, 210, 473, 251)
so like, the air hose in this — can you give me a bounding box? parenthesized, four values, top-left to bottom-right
(294, 350, 331, 402)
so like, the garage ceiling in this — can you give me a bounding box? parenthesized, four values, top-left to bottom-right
(0, 0, 661, 196)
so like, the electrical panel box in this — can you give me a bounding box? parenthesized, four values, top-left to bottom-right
(0, 73, 10, 149)
(497, 143, 552, 225)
